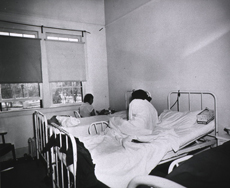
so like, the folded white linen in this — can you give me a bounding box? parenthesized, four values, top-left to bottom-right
(56, 116, 80, 127)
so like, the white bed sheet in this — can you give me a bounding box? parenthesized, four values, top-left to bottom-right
(61, 110, 127, 137)
(60, 109, 215, 188)
(158, 110, 215, 148)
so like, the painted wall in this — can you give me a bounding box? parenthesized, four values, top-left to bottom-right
(0, 0, 109, 159)
(105, 0, 230, 136)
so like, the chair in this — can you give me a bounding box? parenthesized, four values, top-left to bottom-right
(0, 131, 16, 171)
(73, 110, 81, 118)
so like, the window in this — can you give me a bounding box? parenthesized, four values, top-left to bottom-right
(0, 29, 42, 112)
(46, 32, 85, 105)
(0, 25, 87, 111)
(51, 81, 82, 105)
(0, 83, 41, 111)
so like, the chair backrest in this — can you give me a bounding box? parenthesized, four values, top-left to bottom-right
(0, 132, 7, 144)
(88, 121, 109, 135)
(73, 110, 81, 118)
(0, 131, 16, 162)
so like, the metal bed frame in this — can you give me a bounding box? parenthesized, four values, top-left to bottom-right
(34, 90, 218, 188)
(34, 111, 50, 174)
(34, 111, 77, 188)
(48, 122, 77, 188)
(167, 90, 217, 136)
(158, 90, 217, 164)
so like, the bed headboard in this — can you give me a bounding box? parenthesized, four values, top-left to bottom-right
(168, 90, 217, 135)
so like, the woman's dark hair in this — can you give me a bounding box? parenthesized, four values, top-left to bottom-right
(83, 94, 94, 103)
(132, 90, 148, 100)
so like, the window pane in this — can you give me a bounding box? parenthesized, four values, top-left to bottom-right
(51, 81, 82, 105)
(58, 37, 68, 41)
(10, 33, 23, 37)
(0, 32, 9, 36)
(69, 38, 79, 42)
(1, 84, 13, 99)
(25, 84, 40, 97)
(0, 83, 41, 111)
(14, 84, 23, 98)
(1, 100, 40, 111)
(47, 36, 58, 40)
(23, 34, 36, 38)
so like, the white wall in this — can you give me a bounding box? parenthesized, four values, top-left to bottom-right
(105, 0, 230, 136)
(0, 0, 109, 159)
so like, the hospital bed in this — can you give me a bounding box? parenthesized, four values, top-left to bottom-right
(34, 90, 218, 188)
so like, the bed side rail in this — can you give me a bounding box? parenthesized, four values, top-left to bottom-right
(167, 90, 218, 136)
(48, 122, 77, 188)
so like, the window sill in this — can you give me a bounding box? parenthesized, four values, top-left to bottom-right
(0, 104, 81, 118)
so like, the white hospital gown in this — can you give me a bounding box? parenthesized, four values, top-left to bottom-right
(129, 99, 159, 130)
(109, 99, 159, 136)
(79, 102, 94, 117)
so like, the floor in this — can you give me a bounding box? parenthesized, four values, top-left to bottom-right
(1, 156, 52, 188)
(0, 155, 170, 188)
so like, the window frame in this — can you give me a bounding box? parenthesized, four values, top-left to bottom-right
(0, 24, 86, 112)
(0, 28, 42, 112)
(45, 29, 85, 107)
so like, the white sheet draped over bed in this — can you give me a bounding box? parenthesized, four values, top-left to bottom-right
(79, 125, 179, 188)
(61, 109, 214, 188)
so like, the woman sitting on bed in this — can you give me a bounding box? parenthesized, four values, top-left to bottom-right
(129, 89, 159, 130)
(79, 93, 96, 117)
(109, 89, 159, 136)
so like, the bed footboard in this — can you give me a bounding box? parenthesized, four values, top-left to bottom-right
(48, 123, 77, 188)
(34, 111, 77, 188)
(34, 111, 50, 173)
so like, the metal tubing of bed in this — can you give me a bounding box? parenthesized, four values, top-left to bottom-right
(34, 111, 77, 188)
(167, 91, 218, 136)
(88, 121, 109, 135)
(49, 122, 77, 188)
(34, 111, 50, 172)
